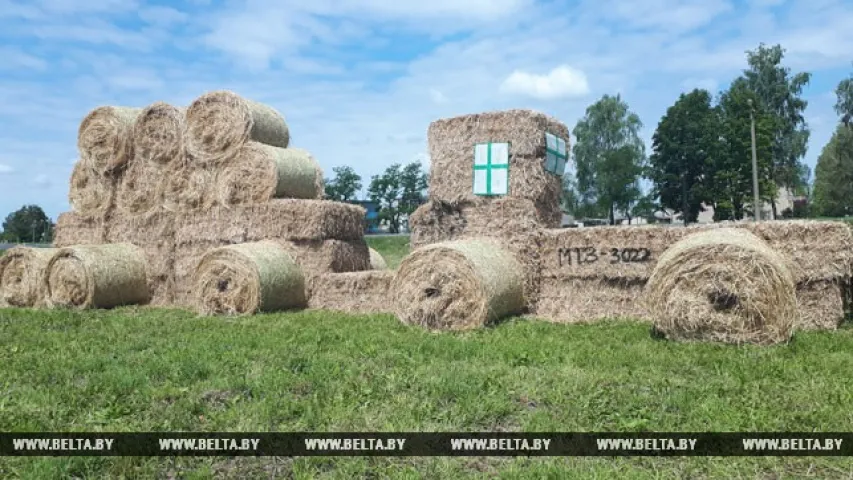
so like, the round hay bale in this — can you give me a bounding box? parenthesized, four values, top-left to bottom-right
(44, 243, 149, 309)
(368, 248, 388, 270)
(185, 91, 290, 166)
(0, 247, 59, 307)
(116, 160, 162, 215)
(216, 143, 323, 206)
(78, 106, 143, 174)
(132, 102, 185, 168)
(392, 239, 525, 331)
(160, 163, 212, 212)
(69, 160, 114, 216)
(645, 228, 798, 345)
(192, 241, 306, 316)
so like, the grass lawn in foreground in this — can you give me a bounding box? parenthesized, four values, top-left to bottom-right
(0, 306, 852, 478)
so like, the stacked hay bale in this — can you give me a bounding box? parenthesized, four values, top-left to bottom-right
(409, 110, 571, 311)
(535, 220, 852, 330)
(51, 90, 370, 311)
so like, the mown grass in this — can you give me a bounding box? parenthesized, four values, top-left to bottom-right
(364, 235, 410, 269)
(0, 306, 852, 478)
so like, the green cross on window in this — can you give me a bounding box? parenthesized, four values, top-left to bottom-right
(473, 142, 510, 196)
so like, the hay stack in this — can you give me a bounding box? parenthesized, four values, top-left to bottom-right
(0, 247, 58, 307)
(392, 239, 525, 331)
(115, 159, 162, 215)
(192, 241, 306, 316)
(216, 143, 324, 206)
(160, 161, 214, 212)
(645, 228, 798, 345)
(308, 271, 395, 314)
(106, 209, 176, 306)
(410, 197, 546, 306)
(132, 102, 185, 168)
(44, 243, 149, 309)
(185, 91, 290, 166)
(427, 110, 569, 227)
(78, 106, 142, 174)
(54, 212, 107, 247)
(69, 160, 115, 217)
(368, 248, 388, 270)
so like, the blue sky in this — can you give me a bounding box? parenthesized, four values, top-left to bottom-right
(1, 0, 852, 221)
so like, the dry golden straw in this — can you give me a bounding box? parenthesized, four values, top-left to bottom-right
(116, 159, 162, 215)
(644, 228, 798, 345)
(78, 106, 142, 174)
(132, 102, 185, 168)
(160, 162, 213, 212)
(0, 247, 58, 307)
(426, 110, 569, 227)
(69, 160, 114, 216)
(44, 243, 149, 309)
(185, 91, 290, 165)
(216, 143, 323, 206)
(368, 248, 388, 270)
(307, 271, 395, 314)
(192, 241, 306, 316)
(392, 239, 525, 331)
(53, 212, 106, 246)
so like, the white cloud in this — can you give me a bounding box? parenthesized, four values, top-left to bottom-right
(138, 6, 188, 27)
(0, 164, 14, 174)
(500, 66, 590, 100)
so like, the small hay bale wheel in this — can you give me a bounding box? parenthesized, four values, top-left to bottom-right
(391, 239, 525, 331)
(644, 228, 798, 345)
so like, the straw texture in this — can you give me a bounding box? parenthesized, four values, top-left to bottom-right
(115, 159, 162, 215)
(216, 143, 323, 206)
(307, 271, 395, 314)
(0, 247, 58, 307)
(54, 212, 107, 247)
(69, 160, 115, 217)
(645, 228, 798, 345)
(185, 91, 290, 165)
(44, 243, 149, 309)
(106, 209, 176, 306)
(132, 102, 185, 168)
(192, 241, 306, 316)
(427, 110, 569, 227)
(393, 239, 525, 330)
(78, 106, 142, 174)
(368, 248, 388, 270)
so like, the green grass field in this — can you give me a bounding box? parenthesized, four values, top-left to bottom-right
(365, 235, 410, 269)
(1, 234, 853, 478)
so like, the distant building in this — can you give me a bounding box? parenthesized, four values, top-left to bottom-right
(352, 200, 381, 233)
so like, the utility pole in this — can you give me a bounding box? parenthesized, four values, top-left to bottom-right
(748, 99, 761, 222)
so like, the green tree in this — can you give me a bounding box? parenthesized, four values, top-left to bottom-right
(836, 66, 853, 127)
(367, 161, 428, 233)
(572, 94, 646, 225)
(713, 78, 776, 220)
(2, 205, 52, 243)
(813, 125, 853, 217)
(324, 166, 362, 202)
(742, 43, 812, 217)
(649, 89, 718, 224)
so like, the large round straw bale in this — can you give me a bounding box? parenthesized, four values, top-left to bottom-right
(645, 228, 798, 345)
(185, 91, 290, 165)
(217, 143, 323, 206)
(132, 102, 185, 168)
(116, 160, 162, 215)
(0, 247, 59, 307)
(69, 160, 114, 216)
(368, 248, 388, 270)
(192, 241, 306, 316)
(44, 243, 149, 309)
(392, 239, 525, 331)
(78, 106, 143, 174)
